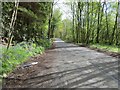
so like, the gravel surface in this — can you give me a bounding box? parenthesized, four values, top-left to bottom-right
(3, 38, 119, 88)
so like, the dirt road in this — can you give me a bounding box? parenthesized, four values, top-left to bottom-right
(3, 38, 119, 88)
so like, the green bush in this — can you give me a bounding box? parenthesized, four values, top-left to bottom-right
(37, 39, 52, 49)
(0, 42, 45, 76)
(90, 44, 119, 53)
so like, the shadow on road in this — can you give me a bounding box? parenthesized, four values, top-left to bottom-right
(4, 60, 118, 88)
(2, 38, 119, 88)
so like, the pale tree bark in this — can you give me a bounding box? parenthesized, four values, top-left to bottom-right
(104, 1, 109, 44)
(7, 0, 19, 50)
(100, 2, 105, 43)
(71, 3, 75, 42)
(91, 3, 98, 43)
(81, 7, 86, 44)
(90, 2, 93, 43)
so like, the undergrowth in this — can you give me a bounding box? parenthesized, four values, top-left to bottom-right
(90, 44, 119, 53)
(0, 39, 52, 77)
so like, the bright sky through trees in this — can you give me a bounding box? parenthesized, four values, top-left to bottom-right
(54, 0, 72, 20)
(53, 0, 118, 20)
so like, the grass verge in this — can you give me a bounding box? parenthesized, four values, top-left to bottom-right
(90, 44, 119, 53)
(0, 39, 52, 78)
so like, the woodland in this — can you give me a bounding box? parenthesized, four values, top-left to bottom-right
(0, 0, 120, 81)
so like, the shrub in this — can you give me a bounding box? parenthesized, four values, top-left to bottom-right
(0, 42, 45, 76)
(37, 39, 52, 49)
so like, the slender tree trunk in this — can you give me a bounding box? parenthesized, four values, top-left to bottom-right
(96, 1, 101, 43)
(90, 2, 93, 43)
(72, 3, 75, 42)
(76, 2, 80, 43)
(100, 2, 105, 43)
(104, 1, 109, 44)
(7, 0, 19, 50)
(79, 2, 83, 43)
(110, 9, 118, 45)
(116, 0, 120, 45)
(82, 16, 85, 43)
(86, 2, 90, 45)
(91, 4, 98, 43)
(48, 2, 53, 39)
(80, 3, 85, 44)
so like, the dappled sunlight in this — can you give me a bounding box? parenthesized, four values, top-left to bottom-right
(3, 39, 119, 88)
(2, 0, 120, 88)
(20, 60, 118, 88)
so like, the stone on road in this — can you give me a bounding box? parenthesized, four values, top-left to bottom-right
(4, 38, 119, 88)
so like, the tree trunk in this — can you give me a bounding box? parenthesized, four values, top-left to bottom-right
(7, 0, 19, 50)
(116, 0, 120, 45)
(48, 2, 53, 39)
(96, 1, 101, 43)
(79, 2, 83, 43)
(110, 9, 118, 45)
(104, 1, 109, 44)
(76, 2, 80, 43)
(100, 2, 105, 43)
(86, 2, 90, 45)
(72, 3, 75, 42)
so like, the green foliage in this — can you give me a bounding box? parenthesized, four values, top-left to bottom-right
(18, 6, 38, 19)
(48, 8, 62, 38)
(52, 9, 62, 26)
(2, 2, 52, 43)
(90, 44, 119, 53)
(54, 18, 73, 41)
(57, 2, 120, 46)
(1, 2, 54, 77)
(36, 39, 53, 49)
(0, 42, 45, 76)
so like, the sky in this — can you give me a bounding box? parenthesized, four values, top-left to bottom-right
(53, 0, 72, 20)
